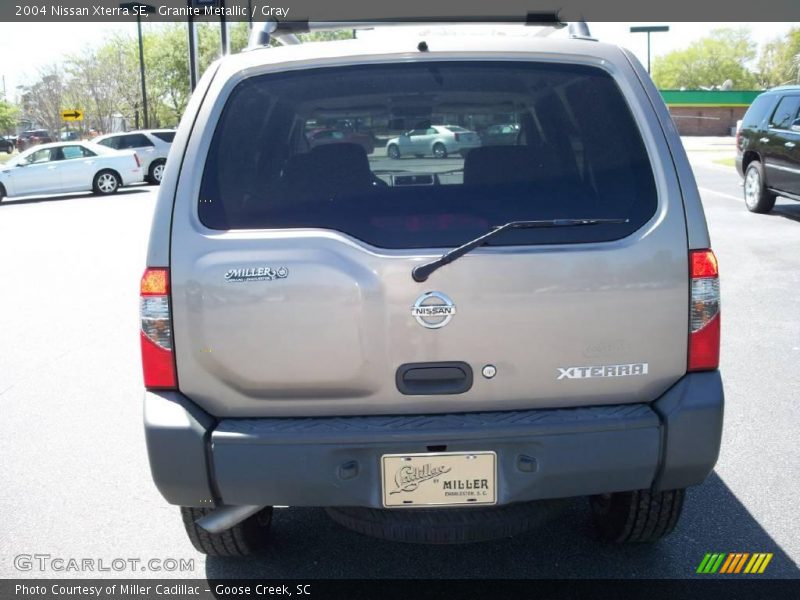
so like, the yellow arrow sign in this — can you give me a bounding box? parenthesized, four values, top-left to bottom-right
(61, 109, 84, 122)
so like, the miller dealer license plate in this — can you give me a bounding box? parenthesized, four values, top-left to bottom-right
(381, 451, 497, 508)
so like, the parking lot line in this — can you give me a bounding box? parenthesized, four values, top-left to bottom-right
(698, 187, 742, 202)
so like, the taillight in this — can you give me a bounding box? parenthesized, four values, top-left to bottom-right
(688, 250, 720, 371)
(454, 133, 461, 141)
(133, 153, 141, 167)
(140, 267, 176, 389)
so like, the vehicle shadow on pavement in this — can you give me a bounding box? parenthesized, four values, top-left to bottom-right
(204, 472, 798, 579)
(0, 188, 149, 207)
(770, 201, 800, 224)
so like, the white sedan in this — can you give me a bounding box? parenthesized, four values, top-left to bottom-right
(0, 141, 144, 202)
(386, 125, 482, 159)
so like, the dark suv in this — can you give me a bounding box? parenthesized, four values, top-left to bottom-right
(15, 130, 53, 152)
(737, 85, 800, 213)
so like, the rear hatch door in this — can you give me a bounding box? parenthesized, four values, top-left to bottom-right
(170, 57, 689, 417)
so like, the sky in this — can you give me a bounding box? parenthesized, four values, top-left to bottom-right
(0, 21, 795, 101)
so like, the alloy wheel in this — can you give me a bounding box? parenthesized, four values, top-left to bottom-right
(744, 166, 760, 209)
(98, 173, 118, 193)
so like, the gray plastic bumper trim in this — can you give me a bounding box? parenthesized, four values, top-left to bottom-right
(144, 390, 217, 507)
(144, 372, 723, 507)
(651, 370, 724, 491)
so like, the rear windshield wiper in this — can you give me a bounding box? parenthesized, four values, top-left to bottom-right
(412, 218, 630, 282)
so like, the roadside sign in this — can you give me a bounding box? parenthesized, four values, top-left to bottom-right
(61, 109, 84, 122)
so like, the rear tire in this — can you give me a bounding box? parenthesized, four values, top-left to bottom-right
(589, 488, 685, 543)
(93, 170, 120, 195)
(387, 144, 400, 159)
(325, 501, 557, 544)
(0, 183, 6, 202)
(147, 159, 166, 185)
(744, 161, 776, 213)
(180, 506, 273, 556)
(433, 142, 448, 159)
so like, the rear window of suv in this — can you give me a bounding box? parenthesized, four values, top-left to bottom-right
(199, 62, 657, 249)
(742, 94, 776, 129)
(152, 131, 175, 143)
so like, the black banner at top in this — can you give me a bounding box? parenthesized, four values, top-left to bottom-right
(1, 0, 800, 22)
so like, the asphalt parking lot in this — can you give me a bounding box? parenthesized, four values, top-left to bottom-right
(1, 139, 799, 579)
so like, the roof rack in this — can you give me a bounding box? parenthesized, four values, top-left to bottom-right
(246, 15, 592, 49)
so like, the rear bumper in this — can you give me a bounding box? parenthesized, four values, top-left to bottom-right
(121, 169, 144, 186)
(144, 371, 723, 508)
(448, 141, 481, 153)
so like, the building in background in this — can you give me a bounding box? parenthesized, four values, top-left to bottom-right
(660, 90, 762, 136)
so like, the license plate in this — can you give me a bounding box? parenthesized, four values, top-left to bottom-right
(381, 451, 497, 508)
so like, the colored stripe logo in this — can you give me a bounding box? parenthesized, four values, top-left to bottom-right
(696, 553, 773, 574)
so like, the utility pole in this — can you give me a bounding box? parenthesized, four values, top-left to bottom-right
(630, 26, 670, 74)
(188, 17, 199, 90)
(220, 0, 230, 55)
(136, 16, 148, 129)
(187, 0, 201, 90)
(121, 3, 156, 128)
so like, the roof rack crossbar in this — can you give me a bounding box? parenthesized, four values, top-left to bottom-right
(246, 17, 591, 49)
(568, 22, 594, 40)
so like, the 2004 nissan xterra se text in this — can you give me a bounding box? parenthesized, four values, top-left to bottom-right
(140, 20, 723, 555)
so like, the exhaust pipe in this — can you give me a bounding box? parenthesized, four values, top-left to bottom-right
(195, 505, 265, 534)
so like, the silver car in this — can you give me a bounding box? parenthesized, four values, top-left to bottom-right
(141, 22, 723, 555)
(94, 129, 174, 185)
(386, 125, 481, 158)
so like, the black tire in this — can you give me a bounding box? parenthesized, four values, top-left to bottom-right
(92, 169, 121, 195)
(433, 142, 447, 159)
(147, 159, 166, 185)
(743, 161, 776, 213)
(387, 144, 401, 159)
(0, 183, 6, 202)
(180, 506, 273, 556)
(325, 501, 557, 544)
(589, 488, 685, 543)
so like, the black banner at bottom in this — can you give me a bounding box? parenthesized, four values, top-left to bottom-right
(3, 579, 800, 600)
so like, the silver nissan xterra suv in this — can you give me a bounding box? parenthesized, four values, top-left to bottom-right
(141, 20, 723, 555)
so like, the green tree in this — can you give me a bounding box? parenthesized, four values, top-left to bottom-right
(299, 30, 354, 42)
(756, 27, 800, 88)
(146, 23, 231, 126)
(18, 64, 65, 136)
(652, 28, 758, 90)
(16, 24, 357, 136)
(0, 100, 19, 134)
(59, 31, 142, 134)
(230, 22, 250, 53)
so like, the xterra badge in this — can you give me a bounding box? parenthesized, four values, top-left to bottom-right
(411, 291, 456, 329)
(225, 266, 289, 282)
(557, 363, 649, 380)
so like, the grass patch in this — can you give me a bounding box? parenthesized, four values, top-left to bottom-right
(713, 157, 736, 168)
(0, 150, 18, 164)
